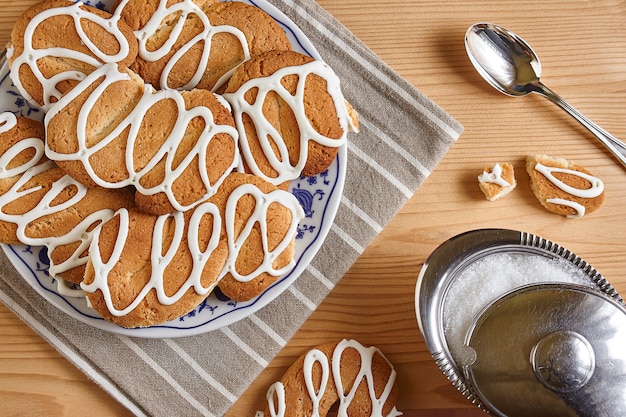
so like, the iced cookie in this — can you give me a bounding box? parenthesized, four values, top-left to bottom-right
(217, 173, 304, 301)
(81, 203, 227, 328)
(0, 112, 135, 283)
(82, 172, 303, 327)
(8, 0, 138, 110)
(114, 0, 291, 90)
(222, 50, 358, 185)
(262, 339, 401, 417)
(526, 154, 605, 218)
(45, 63, 239, 215)
(478, 162, 517, 201)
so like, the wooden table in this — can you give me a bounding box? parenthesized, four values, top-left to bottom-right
(1, 0, 625, 415)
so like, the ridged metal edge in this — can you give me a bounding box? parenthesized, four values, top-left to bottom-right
(432, 350, 489, 413)
(520, 231, 623, 302)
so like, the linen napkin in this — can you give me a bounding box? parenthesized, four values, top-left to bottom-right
(0, 0, 463, 415)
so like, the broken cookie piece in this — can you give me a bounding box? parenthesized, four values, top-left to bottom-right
(526, 154, 604, 218)
(478, 162, 517, 201)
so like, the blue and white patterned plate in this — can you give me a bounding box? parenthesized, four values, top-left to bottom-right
(0, 0, 346, 337)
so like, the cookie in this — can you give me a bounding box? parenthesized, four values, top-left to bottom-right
(8, 0, 138, 110)
(222, 50, 359, 185)
(0, 112, 48, 244)
(526, 154, 605, 218)
(263, 339, 401, 417)
(81, 172, 303, 327)
(0, 112, 135, 283)
(45, 63, 239, 215)
(217, 173, 304, 301)
(478, 162, 516, 201)
(115, 0, 291, 91)
(81, 203, 227, 328)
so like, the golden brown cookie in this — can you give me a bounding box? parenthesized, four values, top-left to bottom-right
(8, 0, 138, 110)
(115, 0, 291, 90)
(112, 0, 218, 29)
(0, 112, 136, 283)
(478, 162, 517, 201)
(526, 154, 605, 218)
(28, 180, 136, 284)
(263, 339, 401, 417)
(81, 201, 227, 328)
(81, 172, 302, 327)
(45, 63, 239, 215)
(222, 50, 358, 185)
(0, 113, 48, 244)
(217, 173, 304, 302)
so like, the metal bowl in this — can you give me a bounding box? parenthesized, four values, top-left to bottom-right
(415, 228, 626, 416)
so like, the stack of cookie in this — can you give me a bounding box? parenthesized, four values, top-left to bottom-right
(1, 0, 358, 328)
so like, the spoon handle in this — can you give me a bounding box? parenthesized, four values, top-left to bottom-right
(535, 83, 626, 170)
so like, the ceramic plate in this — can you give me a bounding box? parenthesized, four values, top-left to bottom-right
(0, 0, 346, 337)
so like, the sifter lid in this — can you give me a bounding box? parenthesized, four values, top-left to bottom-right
(463, 283, 626, 417)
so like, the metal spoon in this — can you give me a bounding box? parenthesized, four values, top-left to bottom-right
(465, 22, 626, 169)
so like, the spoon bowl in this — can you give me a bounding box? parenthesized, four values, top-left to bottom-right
(465, 22, 626, 169)
(465, 23, 542, 97)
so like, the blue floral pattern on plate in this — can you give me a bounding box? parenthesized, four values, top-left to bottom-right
(0, 0, 346, 337)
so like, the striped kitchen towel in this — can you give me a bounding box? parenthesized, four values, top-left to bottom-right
(0, 0, 463, 415)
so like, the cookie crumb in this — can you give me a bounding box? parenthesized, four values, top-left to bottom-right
(478, 162, 517, 201)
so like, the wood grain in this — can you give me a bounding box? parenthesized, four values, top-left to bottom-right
(1, 0, 625, 415)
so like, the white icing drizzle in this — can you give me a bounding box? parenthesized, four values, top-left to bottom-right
(0, 112, 17, 133)
(116, 0, 251, 91)
(0, 113, 116, 278)
(44, 63, 239, 212)
(221, 183, 305, 282)
(546, 198, 586, 218)
(9, 1, 132, 111)
(0, 136, 45, 179)
(478, 162, 511, 187)
(56, 277, 86, 298)
(534, 162, 604, 198)
(223, 60, 353, 185)
(304, 348, 330, 415)
(81, 202, 223, 316)
(265, 339, 402, 417)
(266, 382, 286, 417)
